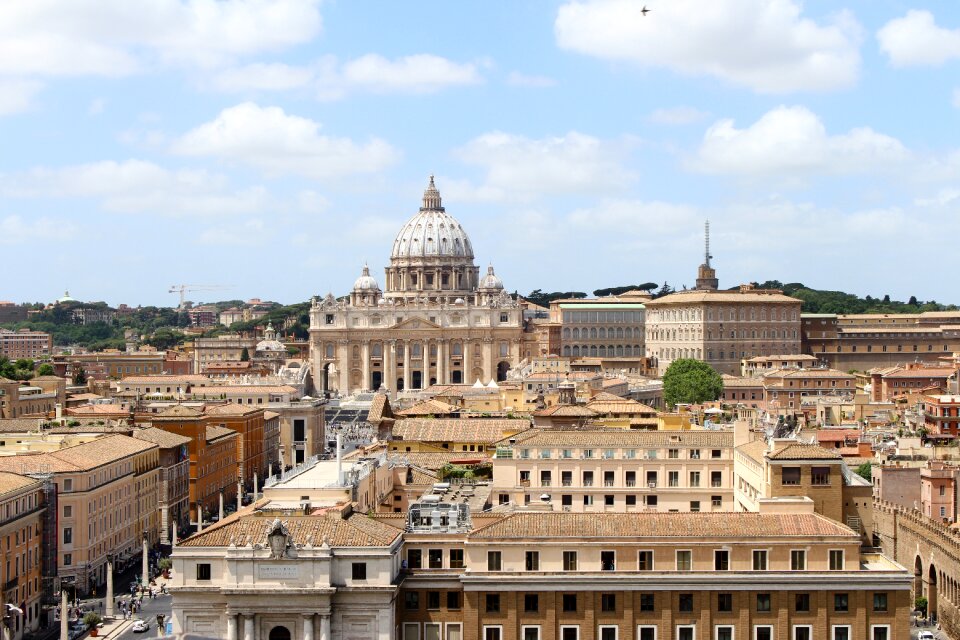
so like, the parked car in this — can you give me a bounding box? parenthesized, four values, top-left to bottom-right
(132, 619, 150, 633)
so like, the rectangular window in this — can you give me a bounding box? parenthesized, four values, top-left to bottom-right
(196, 563, 211, 581)
(678, 593, 693, 612)
(450, 549, 464, 569)
(690, 500, 701, 512)
(351, 562, 367, 580)
(795, 593, 810, 613)
(637, 627, 656, 640)
(873, 593, 887, 612)
(523, 627, 540, 640)
(524, 594, 539, 613)
(403, 624, 420, 640)
(811, 467, 830, 486)
(829, 550, 844, 571)
(790, 549, 806, 570)
(487, 551, 502, 571)
(831, 626, 851, 640)
(714, 550, 730, 570)
(63, 528, 72, 544)
(601, 550, 616, 571)
(560, 627, 579, 640)
(676, 550, 692, 571)
(484, 627, 502, 640)
(639, 594, 655, 612)
(757, 593, 771, 612)
(793, 627, 812, 640)
(752, 550, 767, 571)
(599, 627, 617, 640)
(669, 449, 679, 459)
(426, 591, 440, 610)
(486, 593, 500, 613)
(424, 625, 441, 640)
(716, 626, 734, 640)
(63, 553, 71, 566)
(689, 471, 700, 487)
(562, 593, 577, 612)
(669, 471, 679, 487)
(601, 593, 617, 612)
(408, 549, 422, 569)
(63, 505, 72, 518)
(447, 592, 461, 610)
(677, 626, 695, 640)
(711, 471, 723, 487)
(638, 550, 654, 571)
(870, 626, 889, 640)
(782, 467, 801, 485)
(405, 591, 420, 610)
(834, 593, 848, 612)
(563, 551, 578, 571)
(754, 626, 773, 640)
(428, 549, 443, 569)
(526, 551, 540, 571)
(717, 593, 733, 612)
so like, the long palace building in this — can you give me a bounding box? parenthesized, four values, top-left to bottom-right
(309, 177, 524, 397)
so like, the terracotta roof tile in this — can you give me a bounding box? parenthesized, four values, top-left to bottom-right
(396, 400, 459, 417)
(767, 443, 843, 460)
(205, 425, 238, 443)
(506, 428, 732, 449)
(392, 418, 529, 444)
(0, 472, 41, 496)
(533, 405, 596, 418)
(0, 434, 157, 473)
(645, 291, 801, 305)
(133, 427, 192, 449)
(179, 511, 401, 548)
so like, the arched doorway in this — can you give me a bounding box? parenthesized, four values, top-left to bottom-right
(269, 626, 291, 640)
(371, 371, 382, 390)
(452, 370, 463, 384)
(496, 361, 510, 382)
(929, 564, 939, 620)
(915, 557, 924, 602)
(321, 363, 331, 394)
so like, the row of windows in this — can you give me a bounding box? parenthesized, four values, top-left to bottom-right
(519, 469, 725, 489)
(564, 327, 643, 339)
(563, 345, 643, 357)
(562, 311, 644, 324)
(476, 548, 846, 572)
(469, 624, 889, 640)
(517, 447, 722, 461)
(648, 308, 797, 323)
(501, 494, 721, 510)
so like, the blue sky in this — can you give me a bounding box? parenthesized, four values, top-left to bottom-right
(1, 0, 959, 307)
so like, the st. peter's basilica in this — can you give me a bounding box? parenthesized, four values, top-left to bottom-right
(309, 177, 524, 397)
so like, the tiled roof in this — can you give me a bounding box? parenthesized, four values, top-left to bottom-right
(767, 443, 843, 460)
(586, 396, 657, 415)
(392, 418, 529, 444)
(735, 439, 769, 464)
(588, 392, 633, 403)
(205, 425, 238, 443)
(507, 428, 732, 448)
(0, 472, 41, 496)
(179, 510, 401, 548)
(154, 405, 204, 419)
(814, 429, 861, 442)
(191, 385, 298, 394)
(367, 394, 391, 423)
(396, 400, 459, 417)
(133, 427, 192, 449)
(645, 291, 801, 305)
(470, 512, 855, 539)
(65, 405, 128, 415)
(0, 419, 46, 433)
(764, 369, 854, 379)
(745, 355, 817, 363)
(120, 375, 211, 384)
(0, 434, 157, 473)
(533, 405, 596, 417)
(884, 368, 956, 379)
(721, 376, 764, 388)
(387, 451, 492, 471)
(203, 404, 263, 417)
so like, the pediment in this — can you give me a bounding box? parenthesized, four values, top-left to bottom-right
(392, 316, 441, 330)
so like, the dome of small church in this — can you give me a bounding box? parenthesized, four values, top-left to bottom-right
(353, 265, 380, 291)
(479, 265, 503, 290)
(255, 322, 285, 353)
(390, 176, 474, 262)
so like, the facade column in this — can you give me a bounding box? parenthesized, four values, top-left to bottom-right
(403, 341, 411, 392)
(511, 338, 521, 366)
(436, 340, 445, 385)
(464, 340, 473, 383)
(361, 341, 370, 391)
(337, 340, 350, 395)
(303, 615, 315, 640)
(226, 614, 238, 640)
(141, 534, 149, 588)
(319, 615, 331, 640)
(482, 339, 494, 384)
(242, 615, 254, 640)
(105, 555, 114, 619)
(387, 340, 397, 394)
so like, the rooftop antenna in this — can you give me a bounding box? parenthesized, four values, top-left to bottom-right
(705, 220, 713, 267)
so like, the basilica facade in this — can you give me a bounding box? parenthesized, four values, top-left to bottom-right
(309, 177, 523, 396)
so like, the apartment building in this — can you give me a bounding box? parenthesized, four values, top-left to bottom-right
(869, 363, 958, 402)
(921, 394, 960, 436)
(390, 419, 530, 455)
(492, 429, 733, 513)
(0, 473, 45, 640)
(52, 350, 192, 381)
(761, 369, 856, 412)
(133, 427, 191, 544)
(550, 294, 648, 359)
(0, 435, 160, 596)
(0, 329, 52, 360)
(0, 377, 65, 419)
(192, 334, 257, 373)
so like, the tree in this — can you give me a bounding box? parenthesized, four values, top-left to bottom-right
(83, 612, 102, 630)
(240, 347, 250, 362)
(915, 596, 928, 614)
(855, 462, 872, 482)
(908, 295, 919, 306)
(73, 365, 87, 385)
(37, 364, 54, 376)
(662, 359, 723, 408)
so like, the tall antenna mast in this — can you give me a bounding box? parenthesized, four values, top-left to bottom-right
(705, 220, 712, 267)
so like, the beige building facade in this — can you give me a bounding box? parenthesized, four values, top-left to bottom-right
(310, 178, 524, 397)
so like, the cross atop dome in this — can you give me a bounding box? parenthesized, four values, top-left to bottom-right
(421, 174, 443, 211)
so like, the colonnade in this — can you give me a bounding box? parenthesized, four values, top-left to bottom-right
(225, 611, 331, 640)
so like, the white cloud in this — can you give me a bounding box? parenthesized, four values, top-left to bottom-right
(197, 219, 266, 246)
(0, 0, 321, 77)
(693, 106, 909, 176)
(171, 103, 399, 179)
(0, 79, 43, 116)
(1, 159, 269, 216)
(953, 88, 960, 109)
(0, 215, 76, 244)
(568, 199, 700, 235)
(454, 131, 636, 201)
(506, 72, 556, 88)
(878, 10, 960, 67)
(212, 54, 484, 98)
(555, 0, 862, 93)
(88, 98, 106, 116)
(649, 106, 709, 125)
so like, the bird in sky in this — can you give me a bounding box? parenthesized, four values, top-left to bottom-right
(642, 6, 650, 15)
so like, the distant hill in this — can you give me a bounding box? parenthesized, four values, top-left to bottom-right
(748, 281, 958, 314)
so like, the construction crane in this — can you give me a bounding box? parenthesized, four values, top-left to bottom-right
(168, 284, 232, 309)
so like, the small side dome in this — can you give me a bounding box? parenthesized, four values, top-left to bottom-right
(479, 265, 504, 290)
(353, 264, 380, 291)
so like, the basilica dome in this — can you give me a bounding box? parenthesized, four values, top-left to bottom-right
(479, 265, 503, 290)
(390, 176, 474, 261)
(353, 265, 380, 291)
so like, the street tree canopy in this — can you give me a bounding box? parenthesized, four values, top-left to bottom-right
(662, 359, 723, 408)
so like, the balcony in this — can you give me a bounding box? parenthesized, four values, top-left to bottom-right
(603, 481, 615, 487)
(583, 481, 594, 487)
(711, 481, 723, 488)
(647, 482, 657, 489)
(625, 481, 636, 488)
(562, 481, 573, 487)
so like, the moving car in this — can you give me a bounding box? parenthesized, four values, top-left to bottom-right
(132, 619, 150, 633)
(919, 631, 936, 640)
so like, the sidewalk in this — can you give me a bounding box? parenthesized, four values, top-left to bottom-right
(95, 617, 134, 640)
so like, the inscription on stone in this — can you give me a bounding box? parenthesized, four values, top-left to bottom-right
(258, 564, 299, 579)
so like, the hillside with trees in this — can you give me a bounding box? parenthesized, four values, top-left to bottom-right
(750, 281, 958, 314)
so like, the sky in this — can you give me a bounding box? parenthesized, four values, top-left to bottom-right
(1, 0, 959, 308)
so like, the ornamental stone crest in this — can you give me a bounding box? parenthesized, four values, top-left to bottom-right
(266, 518, 291, 559)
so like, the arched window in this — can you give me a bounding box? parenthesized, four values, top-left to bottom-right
(352, 345, 360, 359)
(573, 328, 580, 340)
(325, 344, 334, 358)
(598, 328, 606, 339)
(563, 346, 571, 356)
(590, 328, 598, 339)
(598, 345, 606, 357)
(572, 346, 580, 357)
(372, 343, 382, 357)
(452, 343, 463, 356)
(562, 328, 571, 340)
(589, 345, 598, 357)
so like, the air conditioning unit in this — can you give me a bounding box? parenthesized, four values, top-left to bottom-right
(648, 482, 657, 488)
(562, 506, 572, 512)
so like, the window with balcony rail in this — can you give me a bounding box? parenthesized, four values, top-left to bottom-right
(583, 472, 593, 487)
(625, 472, 636, 487)
(561, 472, 573, 486)
(668, 471, 679, 487)
(782, 467, 801, 486)
(811, 466, 830, 486)
(689, 472, 700, 488)
(690, 449, 701, 460)
(711, 471, 722, 487)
